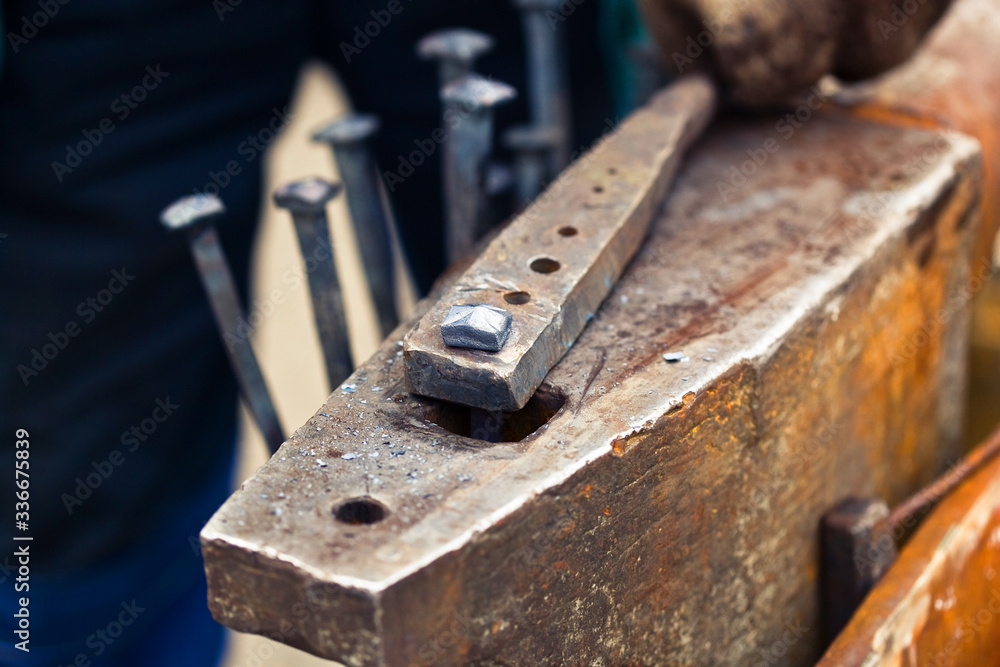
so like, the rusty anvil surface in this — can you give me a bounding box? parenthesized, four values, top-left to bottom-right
(203, 111, 981, 664)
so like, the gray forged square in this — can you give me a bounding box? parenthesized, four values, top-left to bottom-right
(441, 303, 512, 352)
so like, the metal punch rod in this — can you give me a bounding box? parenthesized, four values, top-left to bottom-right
(313, 114, 399, 338)
(273, 178, 354, 390)
(441, 74, 517, 264)
(160, 194, 285, 453)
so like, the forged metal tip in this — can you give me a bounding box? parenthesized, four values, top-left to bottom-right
(441, 74, 517, 109)
(273, 177, 342, 213)
(312, 114, 380, 145)
(160, 193, 225, 231)
(502, 124, 562, 152)
(441, 303, 513, 352)
(416, 28, 495, 62)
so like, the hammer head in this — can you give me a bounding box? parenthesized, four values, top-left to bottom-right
(160, 193, 225, 231)
(273, 177, 342, 214)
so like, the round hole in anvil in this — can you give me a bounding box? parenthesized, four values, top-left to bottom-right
(558, 226, 578, 237)
(530, 257, 560, 274)
(504, 291, 531, 305)
(334, 497, 388, 525)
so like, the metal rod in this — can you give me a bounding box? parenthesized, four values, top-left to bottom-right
(441, 74, 516, 264)
(416, 28, 495, 87)
(273, 178, 354, 390)
(887, 422, 1000, 534)
(313, 114, 399, 338)
(160, 194, 285, 453)
(514, 0, 572, 174)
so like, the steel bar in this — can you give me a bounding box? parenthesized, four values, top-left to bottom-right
(160, 194, 285, 453)
(406, 74, 716, 412)
(416, 28, 494, 87)
(440, 74, 517, 265)
(273, 178, 353, 390)
(514, 0, 572, 174)
(313, 114, 399, 338)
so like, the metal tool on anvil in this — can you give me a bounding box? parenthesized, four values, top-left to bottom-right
(440, 74, 517, 264)
(312, 114, 400, 338)
(404, 73, 717, 412)
(273, 177, 354, 390)
(160, 194, 285, 452)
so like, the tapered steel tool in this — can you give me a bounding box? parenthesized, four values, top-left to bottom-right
(440, 74, 517, 264)
(160, 193, 285, 453)
(313, 114, 399, 338)
(273, 178, 354, 390)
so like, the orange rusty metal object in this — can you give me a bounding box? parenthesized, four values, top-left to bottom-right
(819, 424, 1000, 666)
(846, 0, 1000, 266)
(201, 110, 981, 665)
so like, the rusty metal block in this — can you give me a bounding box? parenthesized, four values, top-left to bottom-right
(202, 107, 981, 665)
(819, 429, 1000, 667)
